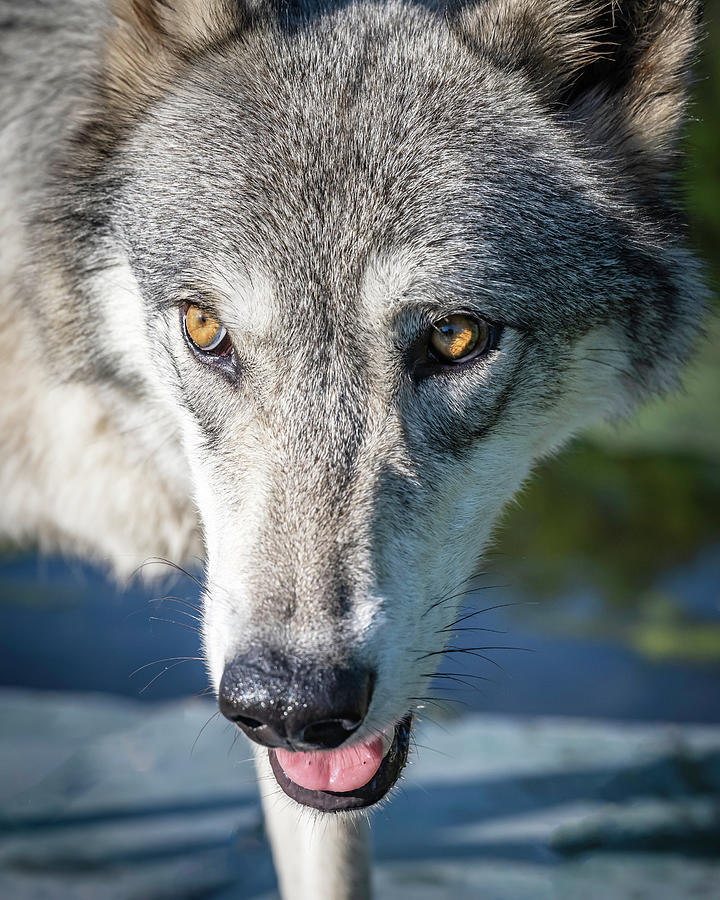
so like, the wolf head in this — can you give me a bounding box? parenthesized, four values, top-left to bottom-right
(43, 0, 705, 808)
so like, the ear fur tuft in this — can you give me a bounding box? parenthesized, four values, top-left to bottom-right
(118, 0, 243, 51)
(568, 0, 702, 180)
(105, 0, 245, 115)
(458, 0, 702, 188)
(456, 0, 611, 95)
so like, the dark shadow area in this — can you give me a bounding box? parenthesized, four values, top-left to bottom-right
(0, 794, 260, 835)
(374, 749, 720, 863)
(0, 555, 206, 700)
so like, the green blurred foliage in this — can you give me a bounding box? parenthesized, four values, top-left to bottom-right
(495, 442, 720, 603)
(685, 0, 720, 292)
(629, 592, 720, 663)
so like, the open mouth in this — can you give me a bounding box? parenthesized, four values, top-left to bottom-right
(268, 715, 412, 812)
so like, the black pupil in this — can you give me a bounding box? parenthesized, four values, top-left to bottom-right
(441, 323, 464, 339)
(436, 317, 479, 358)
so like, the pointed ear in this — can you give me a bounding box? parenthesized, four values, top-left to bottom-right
(458, 0, 702, 186)
(106, 0, 246, 113)
(114, 0, 243, 51)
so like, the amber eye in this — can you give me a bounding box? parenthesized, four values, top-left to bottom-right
(429, 314, 491, 363)
(183, 304, 230, 354)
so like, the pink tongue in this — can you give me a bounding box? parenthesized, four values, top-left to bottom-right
(275, 736, 385, 792)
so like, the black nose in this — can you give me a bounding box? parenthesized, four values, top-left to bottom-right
(219, 649, 375, 751)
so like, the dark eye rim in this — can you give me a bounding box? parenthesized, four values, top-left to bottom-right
(181, 302, 234, 360)
(415, 314, 503, 377)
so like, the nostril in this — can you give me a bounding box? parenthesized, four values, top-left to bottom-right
(233, 714, 264, 730)
(301, 717, 360, 750)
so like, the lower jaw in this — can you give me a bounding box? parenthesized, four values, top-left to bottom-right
(268, 715, 412, 812)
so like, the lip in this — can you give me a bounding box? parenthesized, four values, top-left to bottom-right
(268, 715, 412, 812)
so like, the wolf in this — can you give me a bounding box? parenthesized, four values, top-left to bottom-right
(0, 0, 706, 896)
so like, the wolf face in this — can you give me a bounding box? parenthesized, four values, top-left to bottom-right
(12, 0, 705, 812)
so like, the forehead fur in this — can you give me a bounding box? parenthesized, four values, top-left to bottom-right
(116, 30, 661, 334)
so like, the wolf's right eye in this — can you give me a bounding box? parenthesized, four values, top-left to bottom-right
(428, 314, 498, 365)
(183, 304, 232, 356)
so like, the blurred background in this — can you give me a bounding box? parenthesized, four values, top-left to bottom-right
(1, 4, 719, 899)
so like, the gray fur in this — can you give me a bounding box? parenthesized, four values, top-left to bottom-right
(0, 1, 707, 897)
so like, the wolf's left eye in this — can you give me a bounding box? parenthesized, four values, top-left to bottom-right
(183, 304, 231, 355)
(429, 314, 496, 364)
